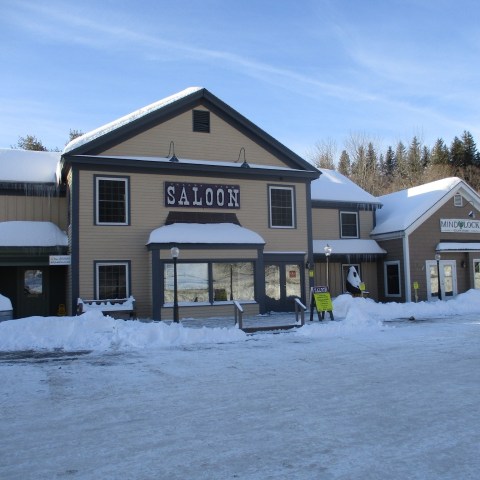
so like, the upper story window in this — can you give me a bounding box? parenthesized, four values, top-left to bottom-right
(95, 176, 129, 225)
(340, 211, 358, 238)
(193, 110, 210, 133)
(269, 185, 295, 228)
(454, 194, 463, 207)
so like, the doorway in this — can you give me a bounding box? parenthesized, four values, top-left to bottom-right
(264, 262, 302, 312)
(426, 260, 457, 301)
(17, 267, 49, 318)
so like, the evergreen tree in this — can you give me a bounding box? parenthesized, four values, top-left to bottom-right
(461, 130, 478, 167)
(13, 135, 47, 151)
(337, 150, 351, 176)
(430, 138, 450, 165)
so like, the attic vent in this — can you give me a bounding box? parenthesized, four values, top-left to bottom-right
(193, 110, 210, 133)
(454, 194, 463, 207)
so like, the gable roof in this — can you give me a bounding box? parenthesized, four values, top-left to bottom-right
(311, 168, 381, 206)
(371, 177, 480, 237)
(0, 149, 61, 184)
(63, 87, 318, 174)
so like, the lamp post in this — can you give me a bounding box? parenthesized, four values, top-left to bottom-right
(435, 253, 442, 300)
(171, 246, 180, 322)
(324, 244, 332, 290)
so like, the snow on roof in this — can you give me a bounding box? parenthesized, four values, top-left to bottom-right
(147, 223, 265, 245)
(313, 239, 386, 255)
(372, 177, 463, 236)
(436, 242, 480, 252)
(311, 169, 380, 205)
(63, 87, 204, 154)
(0, 149, 61, 183)
(0, 221, 68, 247)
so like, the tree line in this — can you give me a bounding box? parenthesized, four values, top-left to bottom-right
(308, 131, 480, 195)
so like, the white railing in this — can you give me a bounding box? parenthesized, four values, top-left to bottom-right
(294, 297, 306, 326)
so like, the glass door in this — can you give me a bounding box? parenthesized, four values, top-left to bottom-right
(426, 260, 457, 301)
(265, 263, 302, 312)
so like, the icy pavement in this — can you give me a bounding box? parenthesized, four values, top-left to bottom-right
(1, 312, 480, 480)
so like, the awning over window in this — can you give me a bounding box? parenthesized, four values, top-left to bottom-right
(0, 221, 68, 247)
(313, 239, 386, 255)
(147, 223, 265, 246)
(436, 242, 480, 252)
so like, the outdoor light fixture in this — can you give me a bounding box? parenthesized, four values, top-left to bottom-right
(237, 147, 250, 168)
(324, 244, 332, 290)
(171, 246, 180, 322)
(167, 141, 178, 162)
(435, 253, 442, 300)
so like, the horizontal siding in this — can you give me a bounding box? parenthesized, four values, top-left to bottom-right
(0, 195, 67, 228)
(359, 211, 374, 238)
(99, 107, 286, 168)
(77, 170, 310, 316)
(312, 208, 339, 239)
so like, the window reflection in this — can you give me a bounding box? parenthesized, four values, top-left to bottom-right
(24, 270, 43, 296)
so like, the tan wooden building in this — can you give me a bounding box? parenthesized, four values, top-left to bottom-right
(59, 87, 320, 320)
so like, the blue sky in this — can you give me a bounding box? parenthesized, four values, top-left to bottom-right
(1, 0, 479, 159)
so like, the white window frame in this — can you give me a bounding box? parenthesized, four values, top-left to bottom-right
(454, 194, 463, 207)
(95, 176, 129, 226)
(95, 261, 130, 299)
(268, 185, 295, 229)
(340, 211, 359, 238)
(384, 260, 401, 297)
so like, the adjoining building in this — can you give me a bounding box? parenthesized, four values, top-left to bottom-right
(371, 177, 480, 302)
(310, 169, 385, 300)
(0, 149, 68, 318)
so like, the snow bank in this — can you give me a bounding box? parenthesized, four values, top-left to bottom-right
(0, 311, 246, 352)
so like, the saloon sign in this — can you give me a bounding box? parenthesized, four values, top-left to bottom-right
(440, 218, 480, 233)
(165, 182, 240, 209)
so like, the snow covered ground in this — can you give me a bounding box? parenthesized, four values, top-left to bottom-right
(1, 292, 480, 479)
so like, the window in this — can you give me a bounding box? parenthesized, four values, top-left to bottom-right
(96, 262, 130, 299)
(193, 110, 210, 133)
(213, 262, 254, 302)
(24, 269, 43, 296)
(269, 186, 295, 228)
(454, 194, 463, 207)
(340, 212, 358, 238)
(163, 261, 255, 304)
(164, 263, 209, 303)
(384, 261, 401, 297)
(96, 176, 129, 225)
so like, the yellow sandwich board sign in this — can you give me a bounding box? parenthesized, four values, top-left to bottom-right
(310, 286, 334, 321)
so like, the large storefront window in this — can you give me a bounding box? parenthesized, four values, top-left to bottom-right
(212, 262, 254, 301)
(164, 263, 209, 303)
(164, 261, 255, 304)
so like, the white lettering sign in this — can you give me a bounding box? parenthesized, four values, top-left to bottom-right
(49, 255, 71, 266)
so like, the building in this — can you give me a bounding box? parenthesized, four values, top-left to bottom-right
(0, 149, 68, 318)
(371, 177, 480, 302)
(59, 87, 320, 320)
(310, 169, 385, 300)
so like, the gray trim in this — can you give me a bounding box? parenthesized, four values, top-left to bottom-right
(151, 249, 161, 320)
(339, 211, 359, 239)
(0, 182, 66, 197)
(71, 166, 80, 316)
(305, 181, 315, 291)
(256, 247, 266, 314)
(312, 200, 381, 210)
(63, 155, 319, 181)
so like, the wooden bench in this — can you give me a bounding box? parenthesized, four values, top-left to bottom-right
(77, 296, 136, 320)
